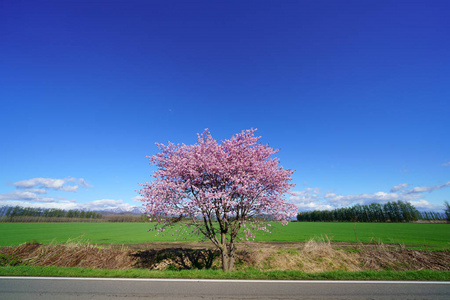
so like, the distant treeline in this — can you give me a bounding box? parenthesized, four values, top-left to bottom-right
(0, 206, 103, 221)
(102, 214, 149, 222)
(0, 206, 150, 223)
(297, 201, 447, 222)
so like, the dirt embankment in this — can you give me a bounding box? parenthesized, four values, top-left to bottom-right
(1, 241, 449, 272)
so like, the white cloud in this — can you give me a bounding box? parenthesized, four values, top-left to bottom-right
(59, 185, 79, 192)
(12, 177, 91, 192)
(0, 197, 140, 212)
(442, 162, 450, 167)
(0, 176, 94, 207)
(290, 188, 321, 203)
(14, 178, 66, 189)
(66, 177, 92, 188)
(0, 190, 57, 202)
(80, 199, 137, 211)
(406, 181, 450, 194)
(132, 195, 144, 202)
(1, 177, 142, 213)
(291, 181, 450, 212)
(0, 200, 80, 210)
(290, 188, 344, 211)
(390, 183, 409, 193)
(409, 200, 444, 211)
(24, 188, 48, 194)
(297, 202, 334, 211)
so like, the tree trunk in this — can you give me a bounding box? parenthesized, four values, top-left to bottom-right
(220, 230, 235, 272)
(221, 244, 235, 272)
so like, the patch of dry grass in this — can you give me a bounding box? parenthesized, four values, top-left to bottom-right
(1, 237, 448, 272)
(359, 242, 450, 271)
(0, 240, 135, 270)
(243, 237, 362, 272)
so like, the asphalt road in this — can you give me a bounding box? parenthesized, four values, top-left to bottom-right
(0, 277, 449, 299)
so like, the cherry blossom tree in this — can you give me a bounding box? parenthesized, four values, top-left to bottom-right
(138, 129, 297, 271)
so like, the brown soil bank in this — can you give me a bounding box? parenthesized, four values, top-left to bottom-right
(1, 241, 449, 272)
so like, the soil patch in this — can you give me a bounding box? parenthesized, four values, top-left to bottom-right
(1, 241, 449, 272)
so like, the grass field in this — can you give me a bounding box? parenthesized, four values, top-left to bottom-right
(0, 222, 448, 250)
(1, 266, 449, 281)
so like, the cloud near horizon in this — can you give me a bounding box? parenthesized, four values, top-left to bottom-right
(2, 177, 448, 213)
(290, 181, 450, 212)
(0, 177, 112, 210)
(0, 177, 143, 212)
(0, 190, 58, 203)
(0, 198, 140, 212)
(81, 199, 138, 211)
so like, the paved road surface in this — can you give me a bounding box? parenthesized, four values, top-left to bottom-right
(1, 277, 449, 299)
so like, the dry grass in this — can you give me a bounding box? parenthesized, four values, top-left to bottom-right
(0, 240, 135, 270)
(360, 242, 450, 271)
(239, 238, 450, 272)
(1, 237, 449, 272)
(242, 237, 361, 272)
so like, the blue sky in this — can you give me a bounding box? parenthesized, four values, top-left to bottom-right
(1, 0, 449, 212)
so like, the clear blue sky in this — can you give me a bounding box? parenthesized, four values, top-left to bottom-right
(1, 0, 449, 212)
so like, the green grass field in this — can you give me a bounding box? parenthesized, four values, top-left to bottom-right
(1, 266, 449, 281)
(0, 222, 448, 250)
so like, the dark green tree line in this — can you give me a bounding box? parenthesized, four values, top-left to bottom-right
(0, 206, 103, 220)
(297, 201, 446, 222)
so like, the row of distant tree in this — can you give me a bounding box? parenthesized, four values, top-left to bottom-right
(0, 205, 150, 223)
(0, 206, 103, 220)
(2, 201, 449, 223)
(297, 200, 449, 222)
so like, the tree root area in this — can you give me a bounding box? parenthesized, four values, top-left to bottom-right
(1, 241, 449, 272)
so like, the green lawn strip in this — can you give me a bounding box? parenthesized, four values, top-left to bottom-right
(255, 222, 450, 250)
(0, 266, 448, 281)
(0, 222, 202, 247)
(1, 222, 448, 250)
(0, 223, 189, 246)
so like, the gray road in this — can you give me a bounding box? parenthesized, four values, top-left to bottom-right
(0, 277, 449, 299)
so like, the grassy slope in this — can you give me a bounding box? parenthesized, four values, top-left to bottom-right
(0, 222, 449, 250)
